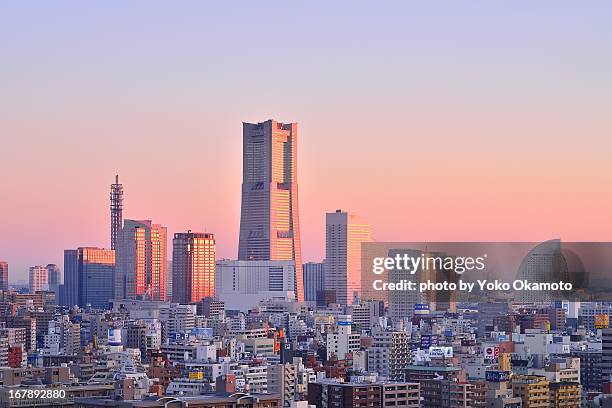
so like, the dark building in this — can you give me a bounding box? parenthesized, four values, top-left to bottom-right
(74, 392, 281, 407)
(571, 349, 602, 391)
(200, 297, 225, 319)
(302, 261, 324, 302)
(308, 381, 420, 408)
(0, 261, 8, 291)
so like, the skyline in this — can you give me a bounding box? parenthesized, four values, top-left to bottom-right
(2, 2, 612, 281)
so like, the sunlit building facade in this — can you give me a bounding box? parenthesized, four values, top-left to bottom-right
(172, 232, 216, 304)
(0, 261, 8, 291)
(325, 210, 372, 305)
(29, 265, 49, 292)
(116, 219, 167, 301)
(238, 119, 304, 301)
(64, 247, 115, 308)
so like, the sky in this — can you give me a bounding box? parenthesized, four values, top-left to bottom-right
(1, 2, 612, 283)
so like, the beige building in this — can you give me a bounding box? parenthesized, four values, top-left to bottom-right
(116, 220, 167, 301)
(29, 265, 49, 292)
(238, 119, 304, 302)
(512, 375, 549, 408)
(325, 210, 371, 304)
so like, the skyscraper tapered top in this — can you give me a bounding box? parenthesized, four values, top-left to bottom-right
(238, 119, 304, 302)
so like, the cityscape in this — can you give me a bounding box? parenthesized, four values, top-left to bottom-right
(1, 118, 611, 408)
(2, 2, 612, 408)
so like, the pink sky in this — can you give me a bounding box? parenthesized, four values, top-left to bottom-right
(1, 2, 612, 282)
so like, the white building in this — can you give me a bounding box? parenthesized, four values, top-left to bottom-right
(29, 265, 49, 292)
(326, 316, 361, 360)
(367, 330, 411, 381)
(216, 260, 296, 311)
(325, 210, 371, 305)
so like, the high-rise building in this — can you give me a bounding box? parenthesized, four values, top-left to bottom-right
(110, 175, 123, 251)
(64, 247, 115, 309)
(46, 264, 61, 295)
(172, 232, 216, 304)
(238, 119, 304, 302)
(325, 210, 371, 305)
(116, 220, 167, 301)
(302, 261, 324, 302)
(29, 265, 49, 292)
(0, 262, 8, 291)
(166, 259, 173, 302)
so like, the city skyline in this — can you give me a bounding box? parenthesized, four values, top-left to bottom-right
(2, 2, 612, 281)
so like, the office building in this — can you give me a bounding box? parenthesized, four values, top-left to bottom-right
(116, 219, 167, 301)
(215, 260, 296, 311)
(325, 210, 371, 304)
(302, 261, 324, 302)
(29, 265, 49, 292)
(166, 260, 173, 302)
(46, 264, 61, 295)
(172, 232, 216, 304)
(64, 247, 115, 309)
(238, 119, 304, 301)
(0, 261, 8, 291)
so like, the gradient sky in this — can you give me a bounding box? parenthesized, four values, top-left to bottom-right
(2, 2, 612, 283)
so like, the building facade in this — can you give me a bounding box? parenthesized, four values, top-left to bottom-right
(0, 261, 8, 291)
(46, 264, 61, 295)
(172, 232, 216, 304)
(302, 261, 324, 302)
(64, 247, 115, 309)
(325, 210, 371, 305)
(29, 265, 49, 292)
(238, 119, 304, 302)
(116, 220, 167, 301)
(215, 260, 296, 311)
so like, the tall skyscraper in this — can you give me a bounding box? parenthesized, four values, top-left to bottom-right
(172, 231, 216, 304)
(110, 175, 123, 250)
(238, 119, 304, 302)
(325, 210, 372, 305)
(46, 264, 61, 295)
(116, 220, 167, 301)
(29, 265, 49, 292)
(0, 262, 8, 291)
(63, 248, 115, 309)
(302, 261, 325, 302)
